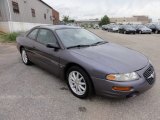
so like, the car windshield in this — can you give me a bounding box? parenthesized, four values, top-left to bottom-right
(56, 28, 105, 48)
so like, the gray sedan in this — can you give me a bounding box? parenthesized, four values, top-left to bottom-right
(16, 25, 156, 99)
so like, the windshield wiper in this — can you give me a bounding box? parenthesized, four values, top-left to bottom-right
(67, 44, 90, 49)
(91, 41, 108, 46)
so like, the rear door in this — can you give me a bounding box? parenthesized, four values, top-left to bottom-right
(34, 28, 61, 76)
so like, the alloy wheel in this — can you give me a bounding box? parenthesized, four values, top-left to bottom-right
(68, 71, 87, 96)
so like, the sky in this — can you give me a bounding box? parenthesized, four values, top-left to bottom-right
(43, 0, 160, 21)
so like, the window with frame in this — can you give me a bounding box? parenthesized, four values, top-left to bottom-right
(12, 1, 20, 14)
(31, 9, 36, 17)
(27, 29, 39, 40)
(37, 29, 57, 45)
(44, 14, 46, 19)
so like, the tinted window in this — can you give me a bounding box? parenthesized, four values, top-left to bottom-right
(37, 29, 57, 45)
(28, 29, 39, 40)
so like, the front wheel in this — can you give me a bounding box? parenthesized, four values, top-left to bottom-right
(66, 66, 93, 99)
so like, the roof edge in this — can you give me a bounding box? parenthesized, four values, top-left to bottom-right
(39, 0, 53, 10)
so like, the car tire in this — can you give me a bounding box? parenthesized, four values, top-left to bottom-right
(155, 30, 159, 34)
(21, 48, 31, 65)
(139, 31, 142, 34)
(66, 66, 93, 99)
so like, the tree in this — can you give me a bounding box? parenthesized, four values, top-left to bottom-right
(62, 16, 75, 23)
(99, 15, 110, 26)
(69, 19, 75, 23)
(62, 16, 69, 23)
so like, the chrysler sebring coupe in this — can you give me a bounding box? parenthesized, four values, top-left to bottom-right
(16, 25, 156, 98)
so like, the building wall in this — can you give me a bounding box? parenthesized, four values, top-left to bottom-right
(0, 22, 10, 32)
(133, 16, 152, 24)
(0, 0, 10, 32)
(8, 0, 53, 24)
(76, 20, 100, 26)
(0, 0, 55, 32)
(52, 9, 59, 25)
(110, 17, 137, 23)
(110, 16, 152, 24)
(0, 0, 10, 21)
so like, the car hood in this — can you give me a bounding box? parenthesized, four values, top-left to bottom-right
(70, 43, 148, 73)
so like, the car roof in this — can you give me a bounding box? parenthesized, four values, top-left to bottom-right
(34, 25, 81, 31)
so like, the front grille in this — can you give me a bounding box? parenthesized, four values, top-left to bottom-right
(143, 65, 155, 85)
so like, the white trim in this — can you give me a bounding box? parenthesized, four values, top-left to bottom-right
(6, 0, 12, 21)
(6, 0, 12, 32)
(0, 21, 51, 32)
(0, 22, 10, 32)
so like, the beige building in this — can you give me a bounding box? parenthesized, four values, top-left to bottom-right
(110, 16, 152, 24)
(76, 19, 100, 26)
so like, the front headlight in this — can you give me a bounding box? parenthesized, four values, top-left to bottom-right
(106, 72, 139, 82)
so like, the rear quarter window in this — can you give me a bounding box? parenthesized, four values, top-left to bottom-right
(27, 29, 39, 40)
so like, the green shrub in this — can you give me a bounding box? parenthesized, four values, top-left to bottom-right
(0, 32, 20, 42)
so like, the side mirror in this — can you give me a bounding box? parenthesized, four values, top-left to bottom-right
(46, 43, 60, 50)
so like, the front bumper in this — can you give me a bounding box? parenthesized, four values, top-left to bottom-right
(92, 63, 156, 98)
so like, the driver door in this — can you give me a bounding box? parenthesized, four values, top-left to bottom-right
(34, 28, 60, 76)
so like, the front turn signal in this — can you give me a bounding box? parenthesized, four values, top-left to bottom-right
(112, 86, 132, 91)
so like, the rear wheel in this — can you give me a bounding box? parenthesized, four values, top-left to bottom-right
(21, 48, 31, 65)
(66, 66, 93, 99)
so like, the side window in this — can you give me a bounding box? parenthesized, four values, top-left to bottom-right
(27, 29, 39, 40)
(37, 29, 57, 45)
